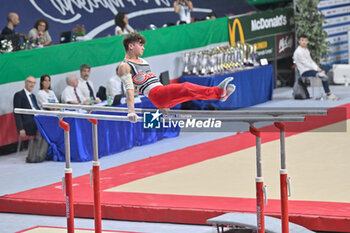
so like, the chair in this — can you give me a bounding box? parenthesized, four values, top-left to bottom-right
(294, 64, 323, 100)
(159, 71, 170, 85)
(16, 135, 30, 155)
(309, 76, 323, 100)
(97, 86, 107, 101)
(16, 135, 23, 154)
(17, 135, 35, 155)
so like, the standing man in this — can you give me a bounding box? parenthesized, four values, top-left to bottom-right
(293, 35, 338, 100)
(1, 12, 26, 50)
(13, 76, 40, 138)
(78, 64, 101, 104)
(61, 74, 90, 105)
(2, 12, 20, 35)
(173, 0, 193, 24)
(117, 32, 236, 123)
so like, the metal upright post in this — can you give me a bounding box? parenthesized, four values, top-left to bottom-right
(59, 119, 74, 233)
(274, 122, 290, 233)
(88, 119, 102, 233)
(250, 125, 266, 233)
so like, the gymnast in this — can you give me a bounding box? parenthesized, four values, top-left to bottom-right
(117, 32, 236, 123)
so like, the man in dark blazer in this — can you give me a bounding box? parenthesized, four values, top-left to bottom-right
(13, 76, 39, 137)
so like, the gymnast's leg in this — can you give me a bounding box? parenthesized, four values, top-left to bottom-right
(148, 77, 235, 109)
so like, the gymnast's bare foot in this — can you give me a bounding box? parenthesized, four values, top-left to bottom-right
(220, 84, 236, 102)
(160, 108, 169, 116)
(218, 77, 234, 98)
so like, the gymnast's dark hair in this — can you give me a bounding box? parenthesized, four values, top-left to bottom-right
(122, 32, 146, 51)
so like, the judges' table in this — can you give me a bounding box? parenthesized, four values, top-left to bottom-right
(180, 65, 274, 110)
(35, 97, 180, 162)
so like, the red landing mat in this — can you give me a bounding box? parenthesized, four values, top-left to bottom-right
(1, 104, 350, 233)
(17, 226, 141, 233)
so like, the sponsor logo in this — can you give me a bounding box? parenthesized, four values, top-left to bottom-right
(251, 15, 287, 32)
(254, 41, 268, 50)
(278, 35, 293, 54)
(257, 48, 273, 56)
(228, 18, 245, 46)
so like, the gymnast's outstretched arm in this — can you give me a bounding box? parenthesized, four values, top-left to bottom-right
(117, 62, 138, 123)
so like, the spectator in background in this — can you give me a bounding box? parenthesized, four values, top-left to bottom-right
(61, 74, 90, 105)
(114, 12, 134, 35)
(13, 76, 39, 138)
(2, 12, 20, 35)
(106, 75, 125, 105)
(36, 74, 59, 109)
(174, 0, 193, 24)
(77, 64, 101, 104)
(1, 12, 26, 50)
(28, 19, 52, 47)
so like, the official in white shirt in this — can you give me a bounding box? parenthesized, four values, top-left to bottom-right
(293, 34, 338, 101)
(77, 64, 101, 104)
(106, 75, 126, 105)
(61, 74, 90, 105)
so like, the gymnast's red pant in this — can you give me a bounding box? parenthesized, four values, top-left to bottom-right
(148, 82, 222, 109)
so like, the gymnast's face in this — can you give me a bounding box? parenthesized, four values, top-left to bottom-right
(130, 41, 145, 56)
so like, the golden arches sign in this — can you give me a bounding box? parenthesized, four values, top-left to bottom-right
(228, 18, 245, 47)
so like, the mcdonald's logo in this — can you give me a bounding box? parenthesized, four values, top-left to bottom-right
(228, 18, 245, 47)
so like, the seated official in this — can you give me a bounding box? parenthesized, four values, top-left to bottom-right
(106, 75, 126, 105)
(61, 74, 90, 105)
(14, 76, 49, 163)
(293, 34, 338, 101)
(36, 74, 59, 109)
(77, 64, 101, 104)
(13, 76, 39, 138)
(27, 18, 52, 47)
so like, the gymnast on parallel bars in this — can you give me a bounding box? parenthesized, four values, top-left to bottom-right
(116, 32, 236, 123)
